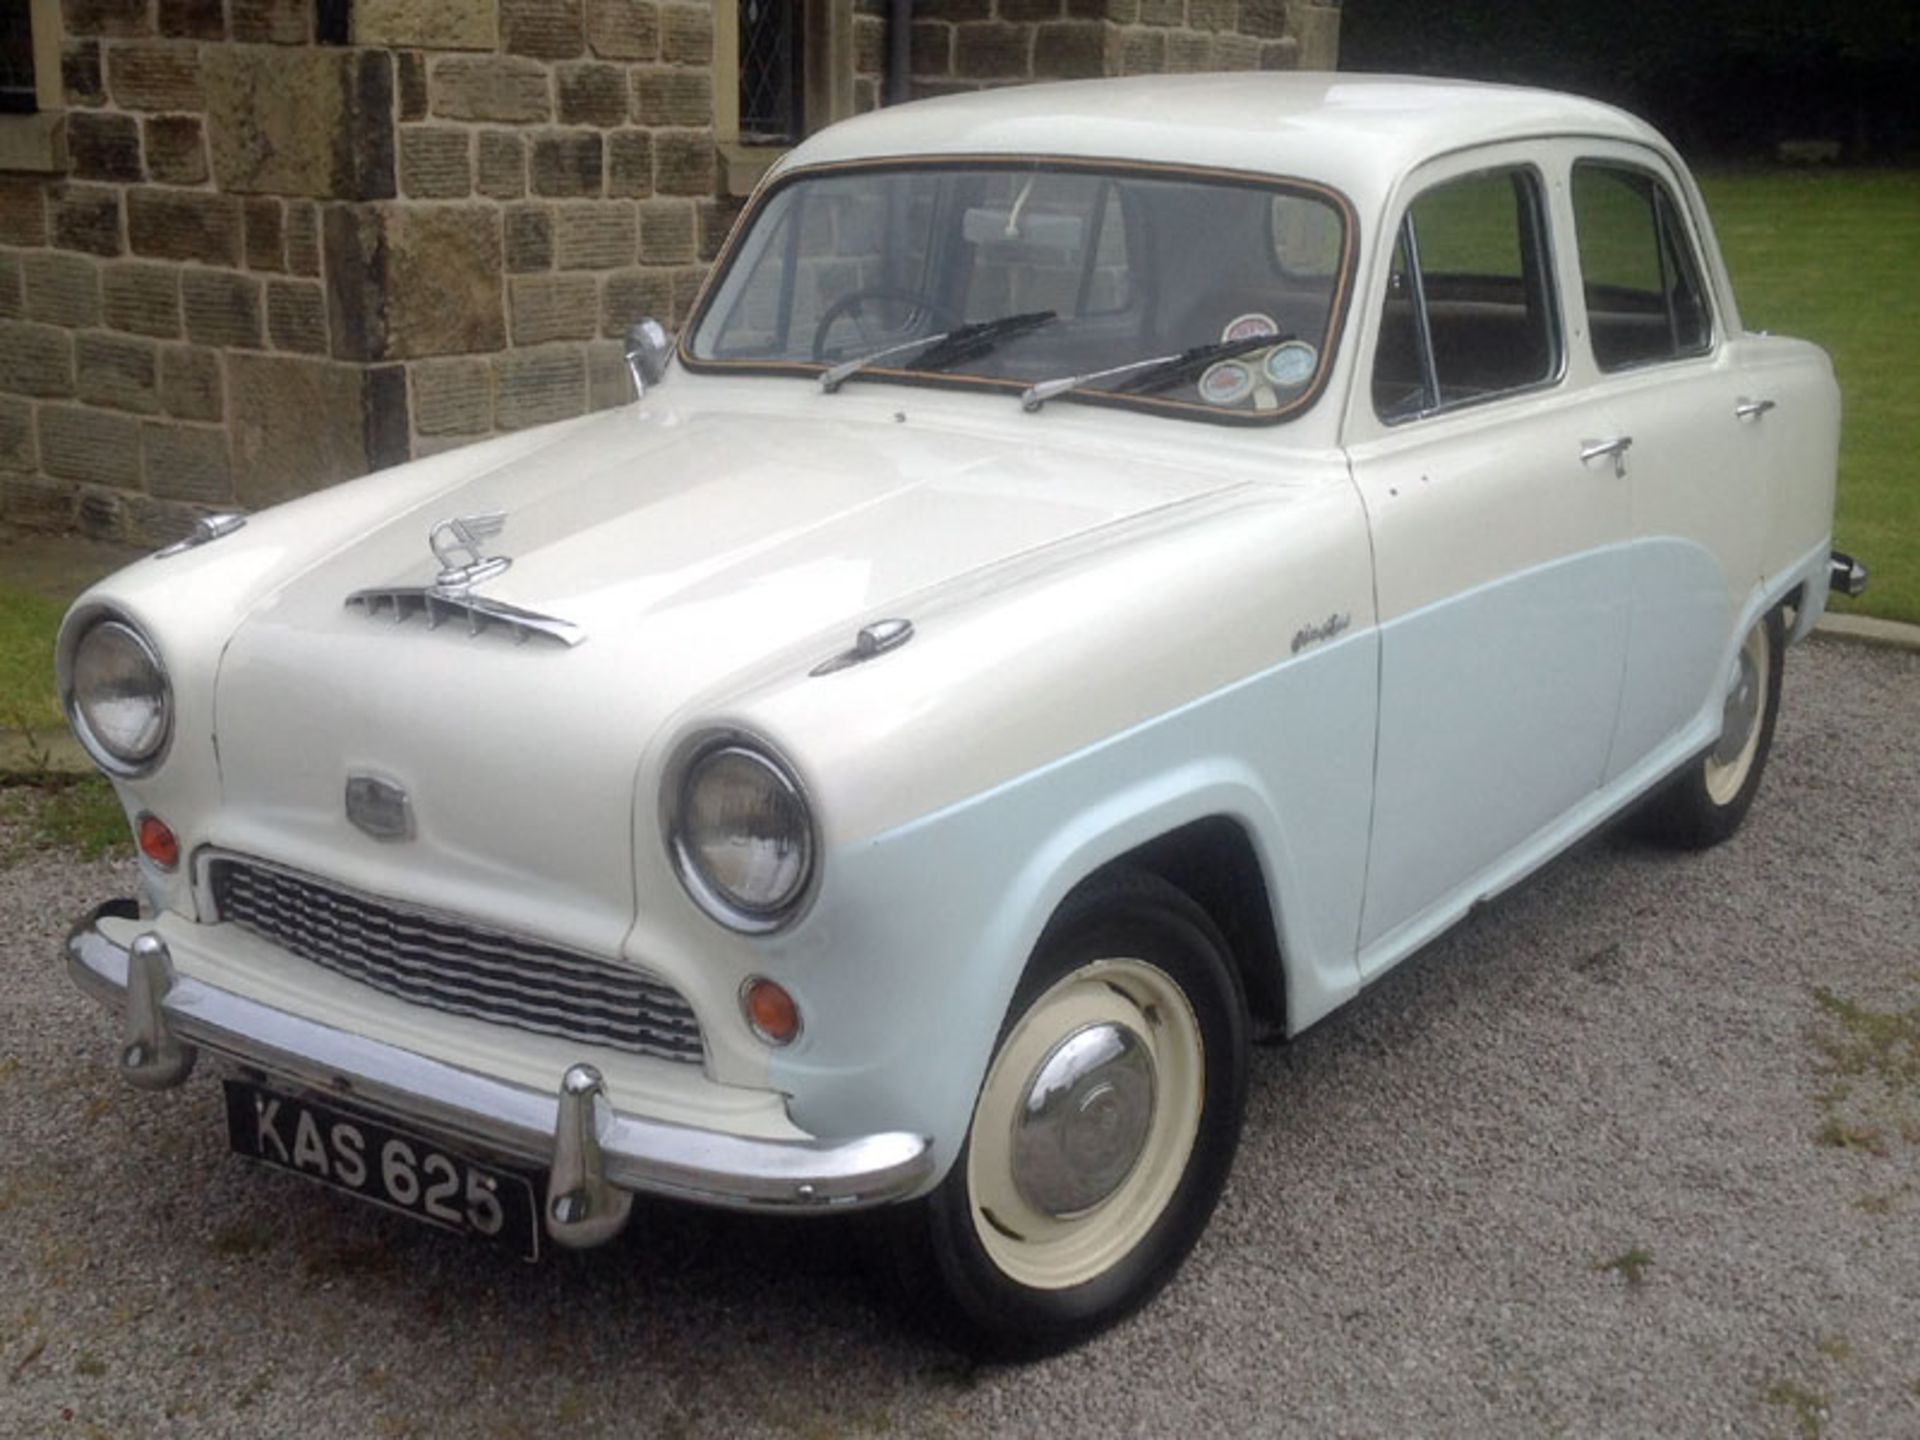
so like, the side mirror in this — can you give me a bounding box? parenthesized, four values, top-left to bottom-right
(625, 318, 672, 396)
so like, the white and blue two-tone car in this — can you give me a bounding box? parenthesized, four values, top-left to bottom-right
(59, 75, 1857, 1352)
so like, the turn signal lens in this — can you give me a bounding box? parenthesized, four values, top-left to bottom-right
(741, 977, 800, 1046)
(136, 813, 179, 870)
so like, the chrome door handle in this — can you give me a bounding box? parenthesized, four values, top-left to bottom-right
(1735, 397, 1777, 421)
(1580, 436, 1633, 477)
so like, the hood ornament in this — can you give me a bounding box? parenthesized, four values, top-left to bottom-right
(429, 512, 511, 594)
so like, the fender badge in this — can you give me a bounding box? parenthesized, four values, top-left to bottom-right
(346, 773, 414, 842)
(1291, 612, 1352, 655)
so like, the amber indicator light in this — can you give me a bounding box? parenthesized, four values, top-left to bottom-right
(742, 977, 800, 1045)
(137, 813, 180, 870)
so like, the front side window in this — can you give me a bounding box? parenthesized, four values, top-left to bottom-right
(687, 161, 1356, 425)
(1372, 166, 1561, 423)
(1571, 162, 1712, 371)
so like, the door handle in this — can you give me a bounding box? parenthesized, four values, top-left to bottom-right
(1735, 397, 1777, 421)
(1580, 436, 1633, 477)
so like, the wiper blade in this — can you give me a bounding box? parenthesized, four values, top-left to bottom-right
(1021, 333, 1287, 412)
(819, 310, 1056, 394)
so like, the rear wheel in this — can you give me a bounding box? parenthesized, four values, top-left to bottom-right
(904, 872, 1248, 1356)
(1639, 608, 1784, 849)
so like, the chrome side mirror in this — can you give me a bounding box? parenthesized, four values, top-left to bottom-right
(625, 318, 672, 397)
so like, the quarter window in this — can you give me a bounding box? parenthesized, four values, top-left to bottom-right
(1372, 167, 1561, 423)
(1571, 163, 1712, 371)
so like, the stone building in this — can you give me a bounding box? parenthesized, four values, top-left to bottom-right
(0, 0, 1340, 544)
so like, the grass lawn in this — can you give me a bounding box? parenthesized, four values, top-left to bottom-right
(0, 583, 65, 734)
(1698, 168, 1920, 624)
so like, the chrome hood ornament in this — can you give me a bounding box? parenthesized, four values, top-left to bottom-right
(429, 512, 512, 594)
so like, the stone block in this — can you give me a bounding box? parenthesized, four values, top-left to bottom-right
(431, 55, 552, 123)
(365, 364, 412, 470)
(505, 205, 554, 271)
(0, 322, 75, 397)
(352, 0, 498, 49)
(0, 181, 48, 247)
(52, 186, 124, 257)
(658, 2, 711, 64)
(410, 356, 491, 434)
(696, 195, 743, 262)
(1292, 3, 1339, 69)
(24, 253, 103, 328)
(631, 68, 711, 127)
(637, 199, 694, 264)
(144, 116, 210, 185)
(130, 190, 241, 266)
(955, 22, 1031, 78)
(39, 404, 141, 488)
(532, 132, 604, 197)
(556, 203, 636, 269)
(854, 12, 884, 74)
(1238, 0, 1289, 39)
(63, 41, 108, 107)
(286, 202, 321, 275)
(1138, 0, 1182, 22)
(606, 130, 653, 198)
(244, 198, 286, 271)
(558, 63, 629, 128)
(68, 111, 143, 182)
(62, 0, 152, 38)
(182, 269, 264, 349)
(504, 0, 584, 58)
(1258, 35, 1299, 70)
(494, 347, 585, 430)
(397, 51, 429, 119)
(999, 0, 1063, 19)
(477, 131, 527, 199)
(104, 264, 182, 337)
(143, 421, 233, 502)
(1213, 32, 1261, 69)
(205, 47, 396, 199)
(158, 0, 226, 38)
(1034, 20, 1105, 78)
(601, 268, 671, 336)
(652, 132, 712, 197)
(325, 204, 505, 361)
(910, 21, 952, 75)
(228, 353, 377, 504)
(107, 42, 204, 111)
(1187, 0, 1234, 29)
(0, 397, 35, 471)
(586, 0, 656, 59)
(509, 274, 599, 343)
(77, 332, 161, 413)
(587, 338, 632, 409)
(1165, 30, 1214, 71)
(160, 346, 223, 420)
(0, 473, 74, 527)
(1117, 28, 1164, 73)
(232, 0, 314, 43)
(268, 279, 329, 353)
(401, 126, 473, 198)
(670, 264, 706, 325)
(915, 0, 990, 18)
(0, 256, 19, 319)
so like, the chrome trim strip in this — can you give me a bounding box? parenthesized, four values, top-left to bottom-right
(343, 588, 586, 648)
(67, 903, 934, 1214)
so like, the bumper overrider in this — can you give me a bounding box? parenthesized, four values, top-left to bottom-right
(67, 901, 933, 1248)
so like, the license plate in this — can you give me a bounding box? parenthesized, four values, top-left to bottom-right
(223, 1080, 542, 1260)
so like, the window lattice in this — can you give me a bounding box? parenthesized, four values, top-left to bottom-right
(0, 5, 34, 115)
(739, 0, 802, 145)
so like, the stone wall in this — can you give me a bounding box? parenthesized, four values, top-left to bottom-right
(0, 0, 1338, 544)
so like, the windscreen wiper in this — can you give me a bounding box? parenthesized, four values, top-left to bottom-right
(1020, 333, 1287, 412)
(819, 310, 1056, 394)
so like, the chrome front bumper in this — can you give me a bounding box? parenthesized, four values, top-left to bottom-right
(68, 901, 933, 1247)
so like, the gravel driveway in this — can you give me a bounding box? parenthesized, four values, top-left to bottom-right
(3, 636, 1917, 1439)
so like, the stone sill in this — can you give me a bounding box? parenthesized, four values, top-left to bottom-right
(0, 112, 67, 174)
(722, 142, 787, 197)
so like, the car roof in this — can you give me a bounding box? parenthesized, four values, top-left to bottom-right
(778, 73, 1670, 208)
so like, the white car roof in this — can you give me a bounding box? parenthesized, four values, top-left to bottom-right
(779, 73, 1670, 209)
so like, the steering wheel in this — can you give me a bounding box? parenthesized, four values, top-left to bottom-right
(811, 286, 965, 362)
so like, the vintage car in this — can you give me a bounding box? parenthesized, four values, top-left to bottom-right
(59, 74, 1858, 1352)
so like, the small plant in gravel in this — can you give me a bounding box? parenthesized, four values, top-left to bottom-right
(1763, 1378, 1829, 1439)
(1814, 1116, 1890, 1157)
(0, 777, 130, 866)
(1592, 1246, 1654, 1286)
(1813, 987, 1920, 1090)
(1815, 1334, 1853, 1362)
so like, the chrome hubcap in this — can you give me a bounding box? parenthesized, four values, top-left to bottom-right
(1713, 645, 1761, 766)
(1010, 1022, 1157, 1218)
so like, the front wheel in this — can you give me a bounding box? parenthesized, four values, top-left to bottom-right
(1639, 607, 1785, 849)
(903, 872, 1249, 1356)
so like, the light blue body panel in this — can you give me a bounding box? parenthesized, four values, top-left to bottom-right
(1605, 537, 1737, 784)
(767, 631, 1380, 1184)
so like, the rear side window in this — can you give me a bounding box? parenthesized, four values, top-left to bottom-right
(1372, 167, 1561, 423)
(1571, 163, 1712, 371)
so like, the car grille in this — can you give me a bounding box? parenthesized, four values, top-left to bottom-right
(206, 857, 705, 1065)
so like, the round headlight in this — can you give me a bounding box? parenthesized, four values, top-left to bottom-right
(68, 618, 171, 774)
(672, 743, 814, 930)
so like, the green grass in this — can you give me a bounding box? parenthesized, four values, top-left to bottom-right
(1698, 169, 1920, 624)
(0, 583, 65, 735)
(0, 777, 131, 866)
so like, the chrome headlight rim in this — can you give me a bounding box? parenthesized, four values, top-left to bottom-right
(60, 611, 174, 779)
(663, 729, 819, 935)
